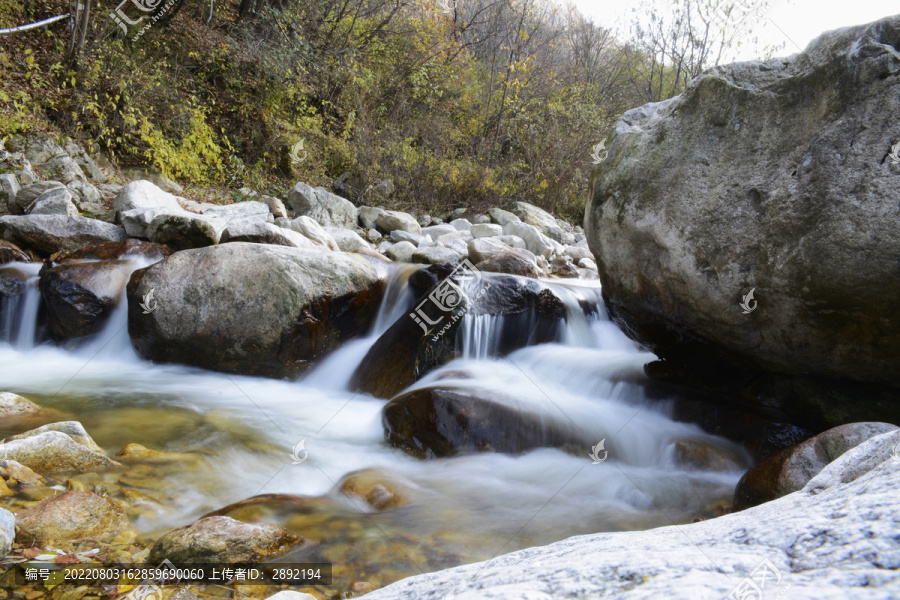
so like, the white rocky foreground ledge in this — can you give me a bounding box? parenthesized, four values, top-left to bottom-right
(358, 430, 900, 599)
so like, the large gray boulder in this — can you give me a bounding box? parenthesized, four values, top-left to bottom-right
(360, 429, 900, 599)
(585, 18, 900, 410)
(0, 214, 126, 254)
(287, 182, 358, 229)
(127, 243, 385, 378)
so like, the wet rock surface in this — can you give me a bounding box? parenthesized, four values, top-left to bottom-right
(149, 516, 302, 564)
(382, 386, 588, 458)
(733, 421, 898, 510)
(15, 491, 129, 542)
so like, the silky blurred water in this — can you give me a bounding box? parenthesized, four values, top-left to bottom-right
(0, 262, 749, 564)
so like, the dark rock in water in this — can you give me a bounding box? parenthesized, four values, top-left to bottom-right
(149, 515, 302, 564)
(350, 268, 566, 399)
(733, 421, 898, 510)
(382, 387, 588, 458)
(349, 268, 466, 399)
(39, 261, 123, 338)
(127, 243, 385, 378)
(37, 240, 171, 339)
(586, 17, 900, 423)
(0, 241, 29, 264)
(0, 267, 28, 298)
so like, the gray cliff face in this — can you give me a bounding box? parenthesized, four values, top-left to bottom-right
(585, 17, 900, 391)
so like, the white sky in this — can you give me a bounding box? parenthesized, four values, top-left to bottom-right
(569, 0, 899, 61)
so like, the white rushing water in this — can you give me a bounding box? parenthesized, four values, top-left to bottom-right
(0, 262, 750, 561)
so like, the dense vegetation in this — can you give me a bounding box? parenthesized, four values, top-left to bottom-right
(0, 0, 776, 220)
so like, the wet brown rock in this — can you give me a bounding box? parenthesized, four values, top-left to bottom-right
(114, 443, 197, 464)
(0, 460, 45, 486)
(671, 439, 749, 472)
(350, 270, 566, 399)
(382, 387, 588, 458)
(15, 491, 130, 541)
(474, 251, 541, 278)
(49, 239, 171, 263)
(733, 421, 898, 510)
(148, 516, 302, 564)
(0, 241, 30, 264)
(337, 469, 415, 511)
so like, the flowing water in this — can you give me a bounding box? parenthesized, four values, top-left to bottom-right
(0, 260, 750, 585)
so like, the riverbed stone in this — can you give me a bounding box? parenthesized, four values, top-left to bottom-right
(487, 207, 520, 226)
(5, 421, 105, 454)
(325, 227, 369, 252)
(127, 243, 385, 378)
(385, 241, 417, 263)
(287, 216, 340, 250)
(412, 245, 465, 264)
(0, 174, 20, 213)
(287, 182, 358, 229)
(0, 460, 45, 486)
(15, 491, 129, 542)
(0, 431, 119, 475)
(733, 421, 898, 510)
(376, 210, 421, 235)
(585, 17, 900, 423)
(149, 516, 301, 563)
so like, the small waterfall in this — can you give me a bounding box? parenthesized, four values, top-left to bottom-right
(0, 263, 43, 350)
(303, 265, 420, 389)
